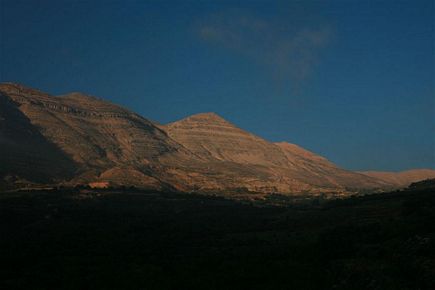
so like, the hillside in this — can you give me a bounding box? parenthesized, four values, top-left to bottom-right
(0, 83, 191, 190)
(359, 169, 435, 188)
(163, 113, 387, 192)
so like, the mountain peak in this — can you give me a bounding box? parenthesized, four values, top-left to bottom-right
(59, 92, 103, 102)
(61, 92, 90, 98)
(167, 112, 232, 127)
(186, 112, 227, 121)
(0, 82, 49, 97)
(0, 82, 28, 90)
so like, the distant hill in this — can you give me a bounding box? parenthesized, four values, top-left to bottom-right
(408, 178, 435, 190)
(0, 83, 428, 195)
(359, 169, 435, 188)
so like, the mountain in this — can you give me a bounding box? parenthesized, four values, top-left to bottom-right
(0, 87, 76, 184)
(163, 112, 387, 193)
(0, 83, 421, 195)
(0, 83, 192, 190)
(359, 169, 435, 188)
(164, 112, 291, 166)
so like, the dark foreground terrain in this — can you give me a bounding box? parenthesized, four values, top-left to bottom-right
(1, 186, 434, 290)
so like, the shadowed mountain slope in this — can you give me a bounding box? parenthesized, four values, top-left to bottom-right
(0, 93, 77, 183)
(0, 83, 194, 189)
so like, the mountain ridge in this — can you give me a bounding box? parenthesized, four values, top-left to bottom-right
(0, 83, 430, 195)
(359, 169, 435, 188)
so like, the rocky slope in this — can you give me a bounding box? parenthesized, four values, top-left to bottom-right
(0, 90, 76, 184)
(0, 83, 427, 194)
(164, 112, 290, 166)
(163, 113, 387, 192)
(0, 83, 194, 189)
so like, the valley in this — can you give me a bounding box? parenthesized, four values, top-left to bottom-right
(1, 182, 434, 289)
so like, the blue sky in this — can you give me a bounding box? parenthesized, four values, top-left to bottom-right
(1, 0, 434, 171)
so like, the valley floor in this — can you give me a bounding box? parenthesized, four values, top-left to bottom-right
(1, 187, 434, 290)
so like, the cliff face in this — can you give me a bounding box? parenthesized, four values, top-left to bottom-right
(0, 83, 415, 194)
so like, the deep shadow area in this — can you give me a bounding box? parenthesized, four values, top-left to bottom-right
(1, 187, 434, 290)
(0, 94, 77, 184)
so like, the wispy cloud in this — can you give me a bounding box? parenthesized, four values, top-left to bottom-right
(198, 12, 332, 89)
